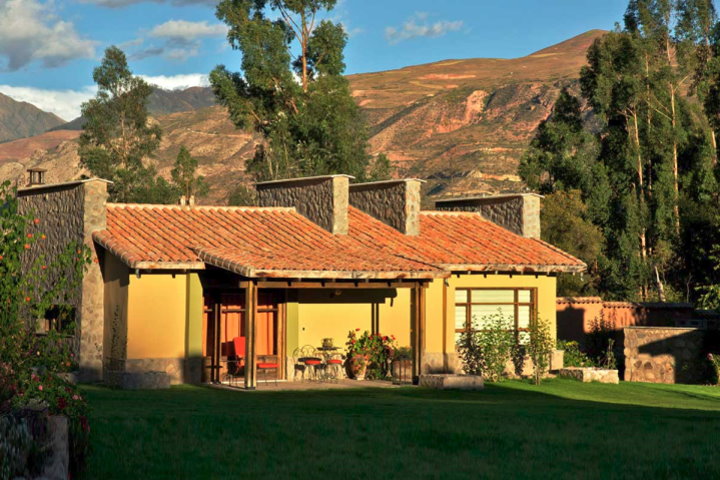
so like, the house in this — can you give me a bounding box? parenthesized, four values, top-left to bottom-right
(17, 174, 585, 388)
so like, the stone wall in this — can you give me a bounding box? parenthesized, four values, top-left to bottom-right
(256, 175, 350, 234)
(17, 180, 108, 382)
(349, 179, 422, 235)
(434, 194, 541, 238)
(624, 327, 706, 384)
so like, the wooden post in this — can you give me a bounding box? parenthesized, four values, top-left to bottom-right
(411, 283, 426, 385)
(244, 281, 258, 389)
(212, 301, 221, 383)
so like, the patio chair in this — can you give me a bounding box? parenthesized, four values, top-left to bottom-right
(296, 345, 323, 382)
(257, 355, 279, 386)
(224, 336, 245, 387)
(326, 352, 345, 381)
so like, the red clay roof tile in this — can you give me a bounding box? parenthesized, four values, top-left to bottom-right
(92, 203, 585, 279)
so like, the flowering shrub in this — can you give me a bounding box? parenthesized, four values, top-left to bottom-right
(0, 181, 92, 476)
(346, 329, 397, 379)
(456, 313, 515, 382)
(708, 353, 720, 385)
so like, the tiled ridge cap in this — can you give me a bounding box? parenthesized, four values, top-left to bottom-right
(105, 203, 296, 212)
(420, 210, 486, 217)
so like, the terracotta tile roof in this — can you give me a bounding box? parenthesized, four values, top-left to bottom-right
(349, 209, 584, 273)
(93, 204, 443, 279)
(92, 203, 585, 279)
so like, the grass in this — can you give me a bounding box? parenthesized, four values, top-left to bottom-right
(79, 379, 720, 479)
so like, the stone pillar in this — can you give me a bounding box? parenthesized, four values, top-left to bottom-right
(349, 179, 423, 235)
(79, 180, 108, 382)
(255, 175, 352, 234)
(434, 193, 542, 238)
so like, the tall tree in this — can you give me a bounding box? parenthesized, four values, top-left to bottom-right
(171, 146, 210, 200)
(210, 0, 384, 181)
(79, 46, 176, 204)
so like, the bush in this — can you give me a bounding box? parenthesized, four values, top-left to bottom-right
(456, 313, 515, 382)
(528, 317, 554, 385)
(557, 340, 596, 367)
(707, 353, 720, 385)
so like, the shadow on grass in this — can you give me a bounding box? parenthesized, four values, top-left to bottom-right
(79, 379, 720, 480)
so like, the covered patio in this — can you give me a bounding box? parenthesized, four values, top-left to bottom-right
(201, 271, 434, 390)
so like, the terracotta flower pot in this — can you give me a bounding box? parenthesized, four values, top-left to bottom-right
(350, 355, 368, 380)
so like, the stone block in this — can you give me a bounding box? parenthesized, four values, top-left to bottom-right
(559, 367, 619, 384)
(419, 374, 484, 390)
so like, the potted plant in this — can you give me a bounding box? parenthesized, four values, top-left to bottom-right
(346, 329, 397, 380)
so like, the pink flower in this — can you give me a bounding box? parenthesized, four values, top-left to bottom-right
(33, 218, 40, 224)
(72, 395, 79, 401)
(38, 385, 43, 391)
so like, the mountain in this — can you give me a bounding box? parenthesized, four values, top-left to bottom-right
(0, 93, 65, 143)
(49, 86, 218, 132)
(0, 30, 605, 203)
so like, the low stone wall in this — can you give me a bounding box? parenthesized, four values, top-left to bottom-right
(559, 367, 619, 384)
(419, 374, 484, 390)
(624, 327, 706, 384)
(104, 357, 202, 387)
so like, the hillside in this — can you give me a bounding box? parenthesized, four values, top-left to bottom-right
(0, 30, 605, 202)
(0, 93, 65, 143)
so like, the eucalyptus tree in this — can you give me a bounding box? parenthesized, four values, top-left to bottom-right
(210, 0, 384, 181)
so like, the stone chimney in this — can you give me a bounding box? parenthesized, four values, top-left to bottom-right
(255, 175, 352, 234)
(435, 193, 542, 238)
(17, 178, 110, 382)
(349, 179, 423, 236)
(27, 167, 47, 186)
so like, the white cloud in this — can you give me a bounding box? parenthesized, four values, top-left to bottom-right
(139, 73, 210, 90)
(0, 0, 96, 71)
(0, 85, 97, 121)
(149, 20, 227, 40)
(78, 0, 217, 7)
(129, 19, 228, 62)
(385, 12, 464, 45)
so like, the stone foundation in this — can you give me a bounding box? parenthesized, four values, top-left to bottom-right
(105, 371, 171, 390)
(419, 374, 484, 390)
(559, 367, 619, 384)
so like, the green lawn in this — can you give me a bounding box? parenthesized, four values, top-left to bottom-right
(80, 379, 720, 479)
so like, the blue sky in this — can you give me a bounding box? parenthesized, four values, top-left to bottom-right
(0, 0, 631, 120)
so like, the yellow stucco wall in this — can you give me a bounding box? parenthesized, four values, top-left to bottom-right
(287, 273, 556, 359)
(295, 288, 411, 352)
(126, 273, 189, 359)
(435, 273, 558, 354)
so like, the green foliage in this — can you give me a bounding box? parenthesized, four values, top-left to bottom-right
(227, 184, 258, 206)
(80, 46, 176, 204)
(522, 2, 720, 303)
(696, 244, 720, 309)
(211, 0, 387, 181)
(455, 313, 515, 382)
(586, 315, 617, 369)
(541, 191, 604, 296)
(557, 340, 596, 368)
(0, 181, 91, 476)
(707, 353, 720, 385)
(528, 317, 554, 385)
(345, 329, 397, 379)
(171, 146, 210, 200)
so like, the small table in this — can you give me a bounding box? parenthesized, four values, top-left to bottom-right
(316, 346, 343, 380)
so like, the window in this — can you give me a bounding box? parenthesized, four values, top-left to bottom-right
(454, 288, 536, 344)
(42, 304, 76, 335)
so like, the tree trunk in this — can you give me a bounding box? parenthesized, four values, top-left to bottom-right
(301, 11, 308, 93)
(655, 266, 667, 302)
(670, 83, 680, 236)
